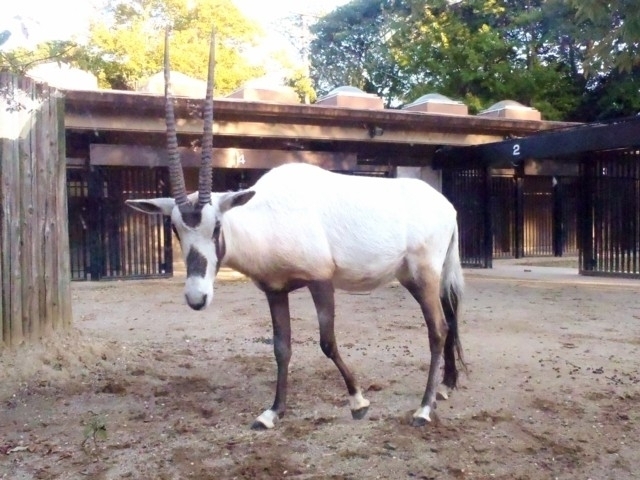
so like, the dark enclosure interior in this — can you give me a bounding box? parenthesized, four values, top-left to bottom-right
(67, 167, 172, 280)
(580, 149, 640, 278)
(443, 168, 578, 268)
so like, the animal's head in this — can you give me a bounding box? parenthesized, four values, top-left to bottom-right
(126, 29, 254, 311)
(127, 190, 254, 310)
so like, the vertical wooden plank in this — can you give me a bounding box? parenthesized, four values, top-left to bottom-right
(50, 93, 62, 328)
(56, 95, 72, 328)
(9, 75, 24, 346)
(0, 74, 71, 345)
(42, 85, 56, 335)
(0, 73, 7, 345)
(22, 77, 40, 342)
(0, 118, 7, 345)
(20, 78, 38, 340)
(0, 134, 4, 345)
(18, 76, 30, 342)
(23, 78, 35, 342)
(34, 83, 45, 339)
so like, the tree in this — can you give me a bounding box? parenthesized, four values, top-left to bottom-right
(80, 0, 266, 92)
(574, 67, 640, 120)
(285, 68, 317, 103)
(392, 0, 509, 111)
(389, 0, 586, 119)
(570, 0, 640, 73)
(309, 0, 587, 117)
(309, 0, 408, 106)
(1, 41, 81, 74)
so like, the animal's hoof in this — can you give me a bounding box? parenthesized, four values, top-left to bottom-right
(411, 405, 433, 426)
(250, 420, 271, 430)
(411, 415, 431, 427)
(351, 405, 369, 420)
(251, 409, 277, 430)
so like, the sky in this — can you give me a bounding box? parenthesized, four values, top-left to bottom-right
(1, 0, 349, 52)
(1, 0, 104, 49)
(234, 0, 347, 24)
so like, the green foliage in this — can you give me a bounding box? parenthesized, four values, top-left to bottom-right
(285, 68, 317, 103)
(0, 41, 81, 74)
(3, 0, 638, 122)
(309, 0, 623, 120)
(394, 0, 510, 111)
(575, 67, 640, 120)
(570, 0, 640, 73)
(393, 0, 587, 118)
(309, 0, 408, 105)
(80, 0, 265, 92)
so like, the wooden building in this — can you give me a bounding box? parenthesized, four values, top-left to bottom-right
(62, 86, 573, 280)
(435, 115, 640, 278)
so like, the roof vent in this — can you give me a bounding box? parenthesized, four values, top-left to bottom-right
(478, 100, 541, 120)
(403, 93, 468, 115)
(227, 78, 300, 104)
(138, 71, 207, 97)
(316, 86, 384, 109)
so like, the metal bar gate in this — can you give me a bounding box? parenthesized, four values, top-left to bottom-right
(444, 169, 578, 267)
(67, 166, 172, 280)
(580, 150, 640, 278)
(442, 168, 492, 268)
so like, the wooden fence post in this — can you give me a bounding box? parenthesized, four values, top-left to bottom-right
(0, 73, 72, 348)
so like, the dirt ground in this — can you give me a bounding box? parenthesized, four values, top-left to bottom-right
(1, 263, 640, 480)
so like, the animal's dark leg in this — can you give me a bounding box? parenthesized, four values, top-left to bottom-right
(308, 280, 369, 420)
(441, 288, 461, 390)
(251, 290, 291, 430)
(401, 277, 448, 426)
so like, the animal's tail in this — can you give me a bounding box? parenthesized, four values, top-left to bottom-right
(440, 223, 466, 389)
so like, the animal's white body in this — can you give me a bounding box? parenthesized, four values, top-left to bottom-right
(128, 31, 465, 429)
(221, 163, 457, 293)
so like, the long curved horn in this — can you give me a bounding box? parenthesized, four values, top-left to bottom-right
(164, 28, 189, 208)
(198, 29, 215, 207)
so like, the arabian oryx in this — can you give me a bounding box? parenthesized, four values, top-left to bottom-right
(127, 30, 465, 430)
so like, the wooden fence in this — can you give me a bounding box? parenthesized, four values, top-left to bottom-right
(0, 73, 72, 347)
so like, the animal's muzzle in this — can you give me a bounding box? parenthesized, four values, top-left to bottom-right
(186, 294, 207, 311)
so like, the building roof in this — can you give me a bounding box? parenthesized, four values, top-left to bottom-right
(63, 88, 576, 166)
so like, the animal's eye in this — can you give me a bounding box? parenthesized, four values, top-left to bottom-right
(171, 225, 181, 242)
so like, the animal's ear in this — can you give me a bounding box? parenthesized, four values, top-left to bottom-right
(126, 198, 175, 216)
(219, 190, 256, 214)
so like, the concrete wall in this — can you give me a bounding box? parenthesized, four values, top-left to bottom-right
(396, 166, 442, 192)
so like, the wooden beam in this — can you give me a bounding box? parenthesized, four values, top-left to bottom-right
(89, 144, 359, 170)
(69, 113, 504, 147)
(433, 116, 639, 169)
(63, 89, 574, 140)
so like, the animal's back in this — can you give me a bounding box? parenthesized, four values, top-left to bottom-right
(223, 163, 457, 291)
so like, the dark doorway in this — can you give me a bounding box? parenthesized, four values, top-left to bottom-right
(67, 166, 172, 280)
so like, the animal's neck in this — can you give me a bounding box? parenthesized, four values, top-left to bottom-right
(217, 217, 252, 277)
(213, 223, 226, 273)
